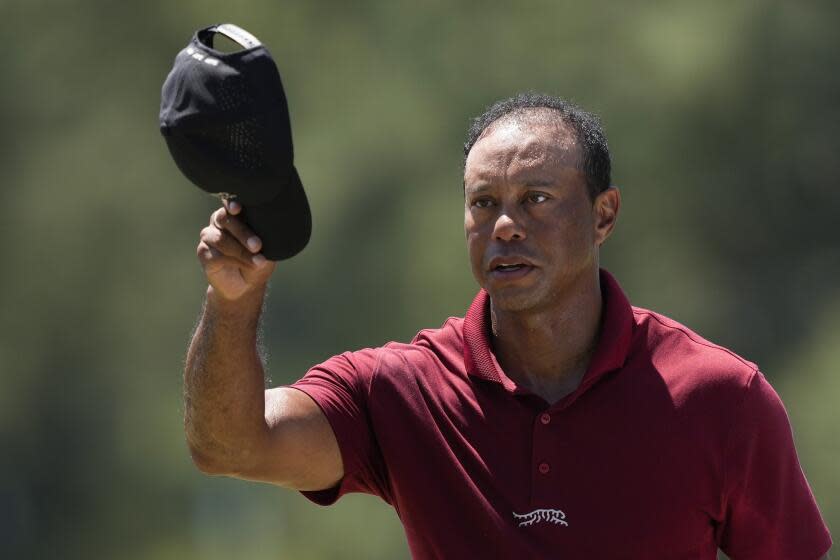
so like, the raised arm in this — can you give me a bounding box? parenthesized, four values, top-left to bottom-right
(184, 200, 343, 491)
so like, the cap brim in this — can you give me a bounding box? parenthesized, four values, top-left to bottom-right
(239, 167, 311, 261)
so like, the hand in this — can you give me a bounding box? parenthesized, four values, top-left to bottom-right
(197, 199, 276, 301)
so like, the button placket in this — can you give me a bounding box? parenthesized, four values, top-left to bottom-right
(533, 411, 554, 477)
(530, 408, 565, 507)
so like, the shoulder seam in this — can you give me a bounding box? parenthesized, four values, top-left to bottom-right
(410, 316, 463, 345)
(368, 347, 386, 399)
(632, 309, 755, 370)
(363, 347, 395, 503)
(720, 366, 761, 512)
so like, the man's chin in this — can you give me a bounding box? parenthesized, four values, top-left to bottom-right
(486, 286, 544, 313)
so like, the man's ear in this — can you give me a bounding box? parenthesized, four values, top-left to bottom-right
(593, 186, 621, 246)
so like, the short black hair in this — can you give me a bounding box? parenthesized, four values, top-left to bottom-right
(464, 93, 611, 200)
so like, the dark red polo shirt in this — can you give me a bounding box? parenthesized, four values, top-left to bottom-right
(290, 270, 831, 559)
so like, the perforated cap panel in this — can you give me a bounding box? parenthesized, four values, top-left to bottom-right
(160, 24, 310, 260)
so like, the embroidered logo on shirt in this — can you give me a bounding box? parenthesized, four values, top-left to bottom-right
(513, 508, 569, 527)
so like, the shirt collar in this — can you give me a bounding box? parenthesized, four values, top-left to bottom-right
(463, 269, 634, 394)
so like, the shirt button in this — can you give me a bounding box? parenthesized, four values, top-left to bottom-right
(538, 462, 550, 474)
(540, 413, 551, 425)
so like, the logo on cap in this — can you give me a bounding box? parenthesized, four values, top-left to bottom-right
(185, 46, 220, 67)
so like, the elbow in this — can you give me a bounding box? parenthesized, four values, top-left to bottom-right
(187, 443, 228, 476)
(186, 434, 264, 478)
(183, 417, 271, 479)
(189, 448, 229, 476)
(185, 437, 240, 477)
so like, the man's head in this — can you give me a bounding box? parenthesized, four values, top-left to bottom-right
(463, 93, 620, 313)
(464, 93, 611, 201)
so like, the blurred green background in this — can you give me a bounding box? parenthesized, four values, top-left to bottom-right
(2, 0, 837, 558)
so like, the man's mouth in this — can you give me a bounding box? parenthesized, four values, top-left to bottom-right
(494, 264, 526, 271)
(488, 255, 535, 270)
(488, 258, 536, 280)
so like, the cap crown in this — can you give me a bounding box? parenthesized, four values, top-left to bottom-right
(160, 26, 294, 205)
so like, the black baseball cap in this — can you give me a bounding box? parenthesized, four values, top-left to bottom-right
(160, 23, 311, 261)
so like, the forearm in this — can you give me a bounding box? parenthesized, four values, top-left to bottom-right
(184, 285, 269, 474)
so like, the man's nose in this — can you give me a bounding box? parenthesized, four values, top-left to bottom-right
(493, 211, 526, 241)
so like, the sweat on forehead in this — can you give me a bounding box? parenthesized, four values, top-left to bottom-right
(473, 111, 580, 161)
(479, 108, 573, 140)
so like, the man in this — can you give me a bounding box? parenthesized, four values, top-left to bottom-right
(184, 93, 831, 559)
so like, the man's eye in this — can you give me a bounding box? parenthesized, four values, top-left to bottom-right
(528, 193, 548, 204)
(473, 199, 494, 208)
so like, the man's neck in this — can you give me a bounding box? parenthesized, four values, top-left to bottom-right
(490, 274, 603, 403)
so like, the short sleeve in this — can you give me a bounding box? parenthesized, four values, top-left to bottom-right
(287, 349, 390, 506)
(717, 370, 832, 559)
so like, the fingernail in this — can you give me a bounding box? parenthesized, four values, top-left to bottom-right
(252, 254, 266, 266)
(247, 237, 261, 252)
(229, 201, 241, 212)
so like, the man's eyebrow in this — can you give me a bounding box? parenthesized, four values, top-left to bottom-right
(465, 179, 557, 193)
(464, 183, 491, 194)
(522, 178, 556, 187)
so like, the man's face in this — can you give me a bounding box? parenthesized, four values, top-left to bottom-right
(464, 118, 612, 313)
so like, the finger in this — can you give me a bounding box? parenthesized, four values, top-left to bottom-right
(226, 199, 242, 215)
(201, 225, 254, 266)
(198, 242, 269, 277)
(198, 242, 249, 273)
(210, 207, 225, 228)
(212, 208, 262, 254)
(200, 226, 261, 268)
